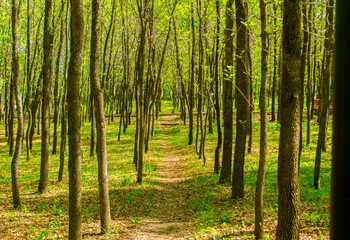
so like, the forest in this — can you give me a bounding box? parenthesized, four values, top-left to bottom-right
(0, 0, 341, 239)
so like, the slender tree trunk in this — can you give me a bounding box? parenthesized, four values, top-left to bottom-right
(90, 94, 95, 157)
(255, 0, 268, 238)
(314, 0, 334, 190)
(8, 76, 14, 155)
(232, 0, 249, 199)
(276, 0, 302, 238)
(271, 3, 277, 122)
(306, 2, 313, 145)
(135, 0, 149, 183)
(52, 0, 66, 155)
(298, 0, 309, 164)
(214, 0, 222, 174)
(11, 0, 24, 209)
(25, 0, 32, 161)
(188, 1, 195, 146)
(38, 0, 53, 194)
(90, 0, 112, 232)
(68, 0, 84, 238)
(58, 17, 68, 181)
(219, 0, 234, 184)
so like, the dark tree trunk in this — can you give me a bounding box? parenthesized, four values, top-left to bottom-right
(314, 0, 334, 190)
(232, 0, 249, 199)
(270, 3, 277, 122)
(135, 0, 149, 183)
(214, 0, 222, 174)
(25, 0, 32, 161)
(68, 0, 84, 238)
(188, 1, 195, 146)
(298, 0, 309, 164)
(8, 76, 14, 155)
(11, 0, 24, 209)
(90, 93, 95, 157)
(52, 0, 66, 155)
(254, 0, 268, 238)
(276, 0, 302, 238)
(38, 0, 53, 194)
(306, 2, 313, 145)
(219, 0, 234, 184)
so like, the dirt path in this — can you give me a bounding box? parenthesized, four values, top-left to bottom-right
(121, 115, 194, 239)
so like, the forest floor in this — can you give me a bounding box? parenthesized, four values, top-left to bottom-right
(0, 103, 331, 239)
(117, 115, 194, 239)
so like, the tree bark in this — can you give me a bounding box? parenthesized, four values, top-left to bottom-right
(298, 0, 309, 164)
(214, 0, 222, 174)
(254, 0, 268, 238)
(276, 0, 302, 238)
(188, 0, 195, 146)
(68, 0, 84, 238)
(314, 0, 334, 190)
(232, 0, 249, 199)
(219, 0, 234, 184)
(270, 3, 277, 122)
(38, 0, 53, 194)
(11, 0, 24, 209)
(90, 0, 112, 233)
(52, 0, 66, 155)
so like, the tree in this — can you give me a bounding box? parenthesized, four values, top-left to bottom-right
(188, 0, 195, 146)
(313, 0, 334, 190)
(38, 0, 53, 194)
(52, 0, 66, 155)
(213, 0, 222, 174)
(90, 0, 112, 233)
(11, 0, 24, 209)
(135, 0, 149, 183)
(68, 0, 84, 238)
(219, 0, 234, 184)
(255, 0, 268, 237)
(232, 0, 249, 199)
(276, 0, 302, 239)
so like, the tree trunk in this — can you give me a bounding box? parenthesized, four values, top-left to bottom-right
(214, 0, 222, 174)
(11, 0, 24, 209)
(306, 2, 313, 145)
(90, 93, 95, 157)
(90, 0, 112, 232)
(298, 0, 309, 165)
(219, 0, 234, 184)
(314, 0, 334, 190)
(232, 0, 249, 199)
(271, 3, 277, 122)
(52, 0, 66, 155)
(188, 0, 195, 146)
(254, 0, 268, 238)
(68, 0, 84, 238)
(135, 0, 149, 183)
(276, 0, 302, 238)
(25, 0, 32, 161)
(38, 0, 53, 194)
(8, 76, 15, 155)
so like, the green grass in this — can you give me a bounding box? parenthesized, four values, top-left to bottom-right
(165, 113, 331, 239)
(0, 107, 331, 239)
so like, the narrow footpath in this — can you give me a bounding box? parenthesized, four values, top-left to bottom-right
(120, 115, 194, 239)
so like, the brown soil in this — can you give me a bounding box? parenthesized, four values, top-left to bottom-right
(117, 115, 195, 239)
